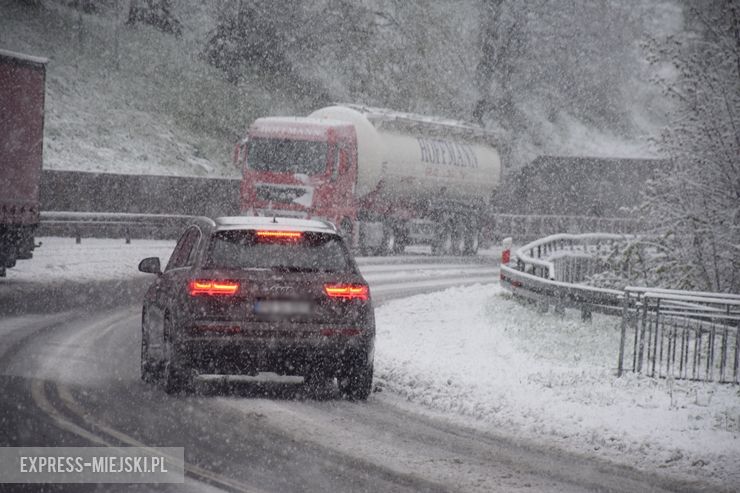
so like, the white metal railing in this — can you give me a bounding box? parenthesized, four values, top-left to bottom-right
(499, 233, 740, 384)
(619, 288, 740, 383)
(512, 232, 633, 280)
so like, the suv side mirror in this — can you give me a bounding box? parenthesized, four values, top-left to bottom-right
(138, 257, 162, 275)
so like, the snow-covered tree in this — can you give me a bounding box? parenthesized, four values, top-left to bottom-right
(126, 0, 182, 37)
(639, 0, 740, 292)
(473, 0, 670, 168)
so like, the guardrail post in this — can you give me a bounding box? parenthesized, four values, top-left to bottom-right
(538, 298, 549, 314)
(125, 227, 131, 244)
(632, 294, 641, 372)
(581, 307, 591, 322)
(719, 324, 728, 383)
(618, 292, 629, 377)
(554, 289, 565, 316)
(652, 298, 661, 377)
(733, 323, 739, 384)
(708, 324, 716, 381)
(637, 298, 648, 373)
(694, 326, 702, 380)
(679, 321, 688, 379)
(75, 227, 81, 244)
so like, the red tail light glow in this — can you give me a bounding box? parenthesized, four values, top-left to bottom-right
(255, 230, 302, 240)
(189, 280, 240, 296)
(323, 284, 369, 300)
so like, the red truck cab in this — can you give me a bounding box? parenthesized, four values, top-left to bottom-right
(237, 117, 359, 241)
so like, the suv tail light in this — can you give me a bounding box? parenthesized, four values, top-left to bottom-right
(189, 280, 240, 296)
(323, 284, 369, 301)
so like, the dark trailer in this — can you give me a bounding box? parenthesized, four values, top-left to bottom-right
(0, 49, 47, 276)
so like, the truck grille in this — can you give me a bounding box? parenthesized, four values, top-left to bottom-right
(255, 184, 312, 205)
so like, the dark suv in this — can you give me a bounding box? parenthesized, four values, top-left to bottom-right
(138, 216, 375, 399)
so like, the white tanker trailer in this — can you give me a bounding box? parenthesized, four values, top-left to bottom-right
(237, 104, 501, 255)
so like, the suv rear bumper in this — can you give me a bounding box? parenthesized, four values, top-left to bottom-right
(177, 326, 374, 376)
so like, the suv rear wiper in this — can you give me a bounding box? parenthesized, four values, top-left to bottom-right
(270, 265, 320, 273)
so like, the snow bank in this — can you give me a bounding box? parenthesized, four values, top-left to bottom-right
(374, 285, 740, 486)
(3, 237, 174, 283)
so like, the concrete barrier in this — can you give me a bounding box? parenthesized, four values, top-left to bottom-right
(40, 170, 241, 217)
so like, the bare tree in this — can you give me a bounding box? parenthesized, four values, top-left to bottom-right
(639, 0, 740, 292)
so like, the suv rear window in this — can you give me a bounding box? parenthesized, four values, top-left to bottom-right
(204, 230, 352, 273)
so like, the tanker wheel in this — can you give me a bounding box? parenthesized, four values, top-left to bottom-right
(433, 228, 453, 256)
(451, 228, 466, 256)
(360, 246, 377, 257)
(339, 219, 354, 246)
(380, 226, 397, 256)
(463, 229, 480, 256)
(393, 231, 407, 254)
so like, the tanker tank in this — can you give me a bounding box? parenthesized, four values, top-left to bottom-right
(308, 105, 501, 205)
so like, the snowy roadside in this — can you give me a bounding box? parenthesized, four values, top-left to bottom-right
(0, 237, 497, 314)
(2, 237, 176, 284)
(374, 284, 740, 487)
(0, 237, 175, 314)
(3, 238, 499, 285)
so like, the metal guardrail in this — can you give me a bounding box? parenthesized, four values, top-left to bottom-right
(39, 211, 195, 242)
(499, 233, 631, 320)
(499, 264, 623, 319)
(38, 210, 644, 248)
(511, 232, 633, 280)
(500, 233, 740, 384)
(618, 288, 740, 384)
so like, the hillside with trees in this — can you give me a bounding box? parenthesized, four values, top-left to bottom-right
(1, 0, 673, 175)
(3, 0, 735, 291)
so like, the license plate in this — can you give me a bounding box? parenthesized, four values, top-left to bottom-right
(254, 300, 312, 315)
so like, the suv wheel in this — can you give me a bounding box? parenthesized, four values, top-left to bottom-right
(162, 320, 194, 395)
(432, 228, 453, 256)
(452, 227, 466, 256)
(380, 226, 396, 256)
(163, 364, 193, 395)
(140, 312, 157, 383)
(304, 371, 333, 394)
(464, 229, 480, 255)
(162, 350, 194, 395)
(339, 219, 354, 245)
(338, 362, 373, 401)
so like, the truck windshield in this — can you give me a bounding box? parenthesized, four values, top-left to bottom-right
(204, 230, 352, 273)
(248, 138, 328, 175)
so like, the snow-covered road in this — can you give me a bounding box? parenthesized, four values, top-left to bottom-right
(0, 282, 688, 493)
(0, 239, 734, 491)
